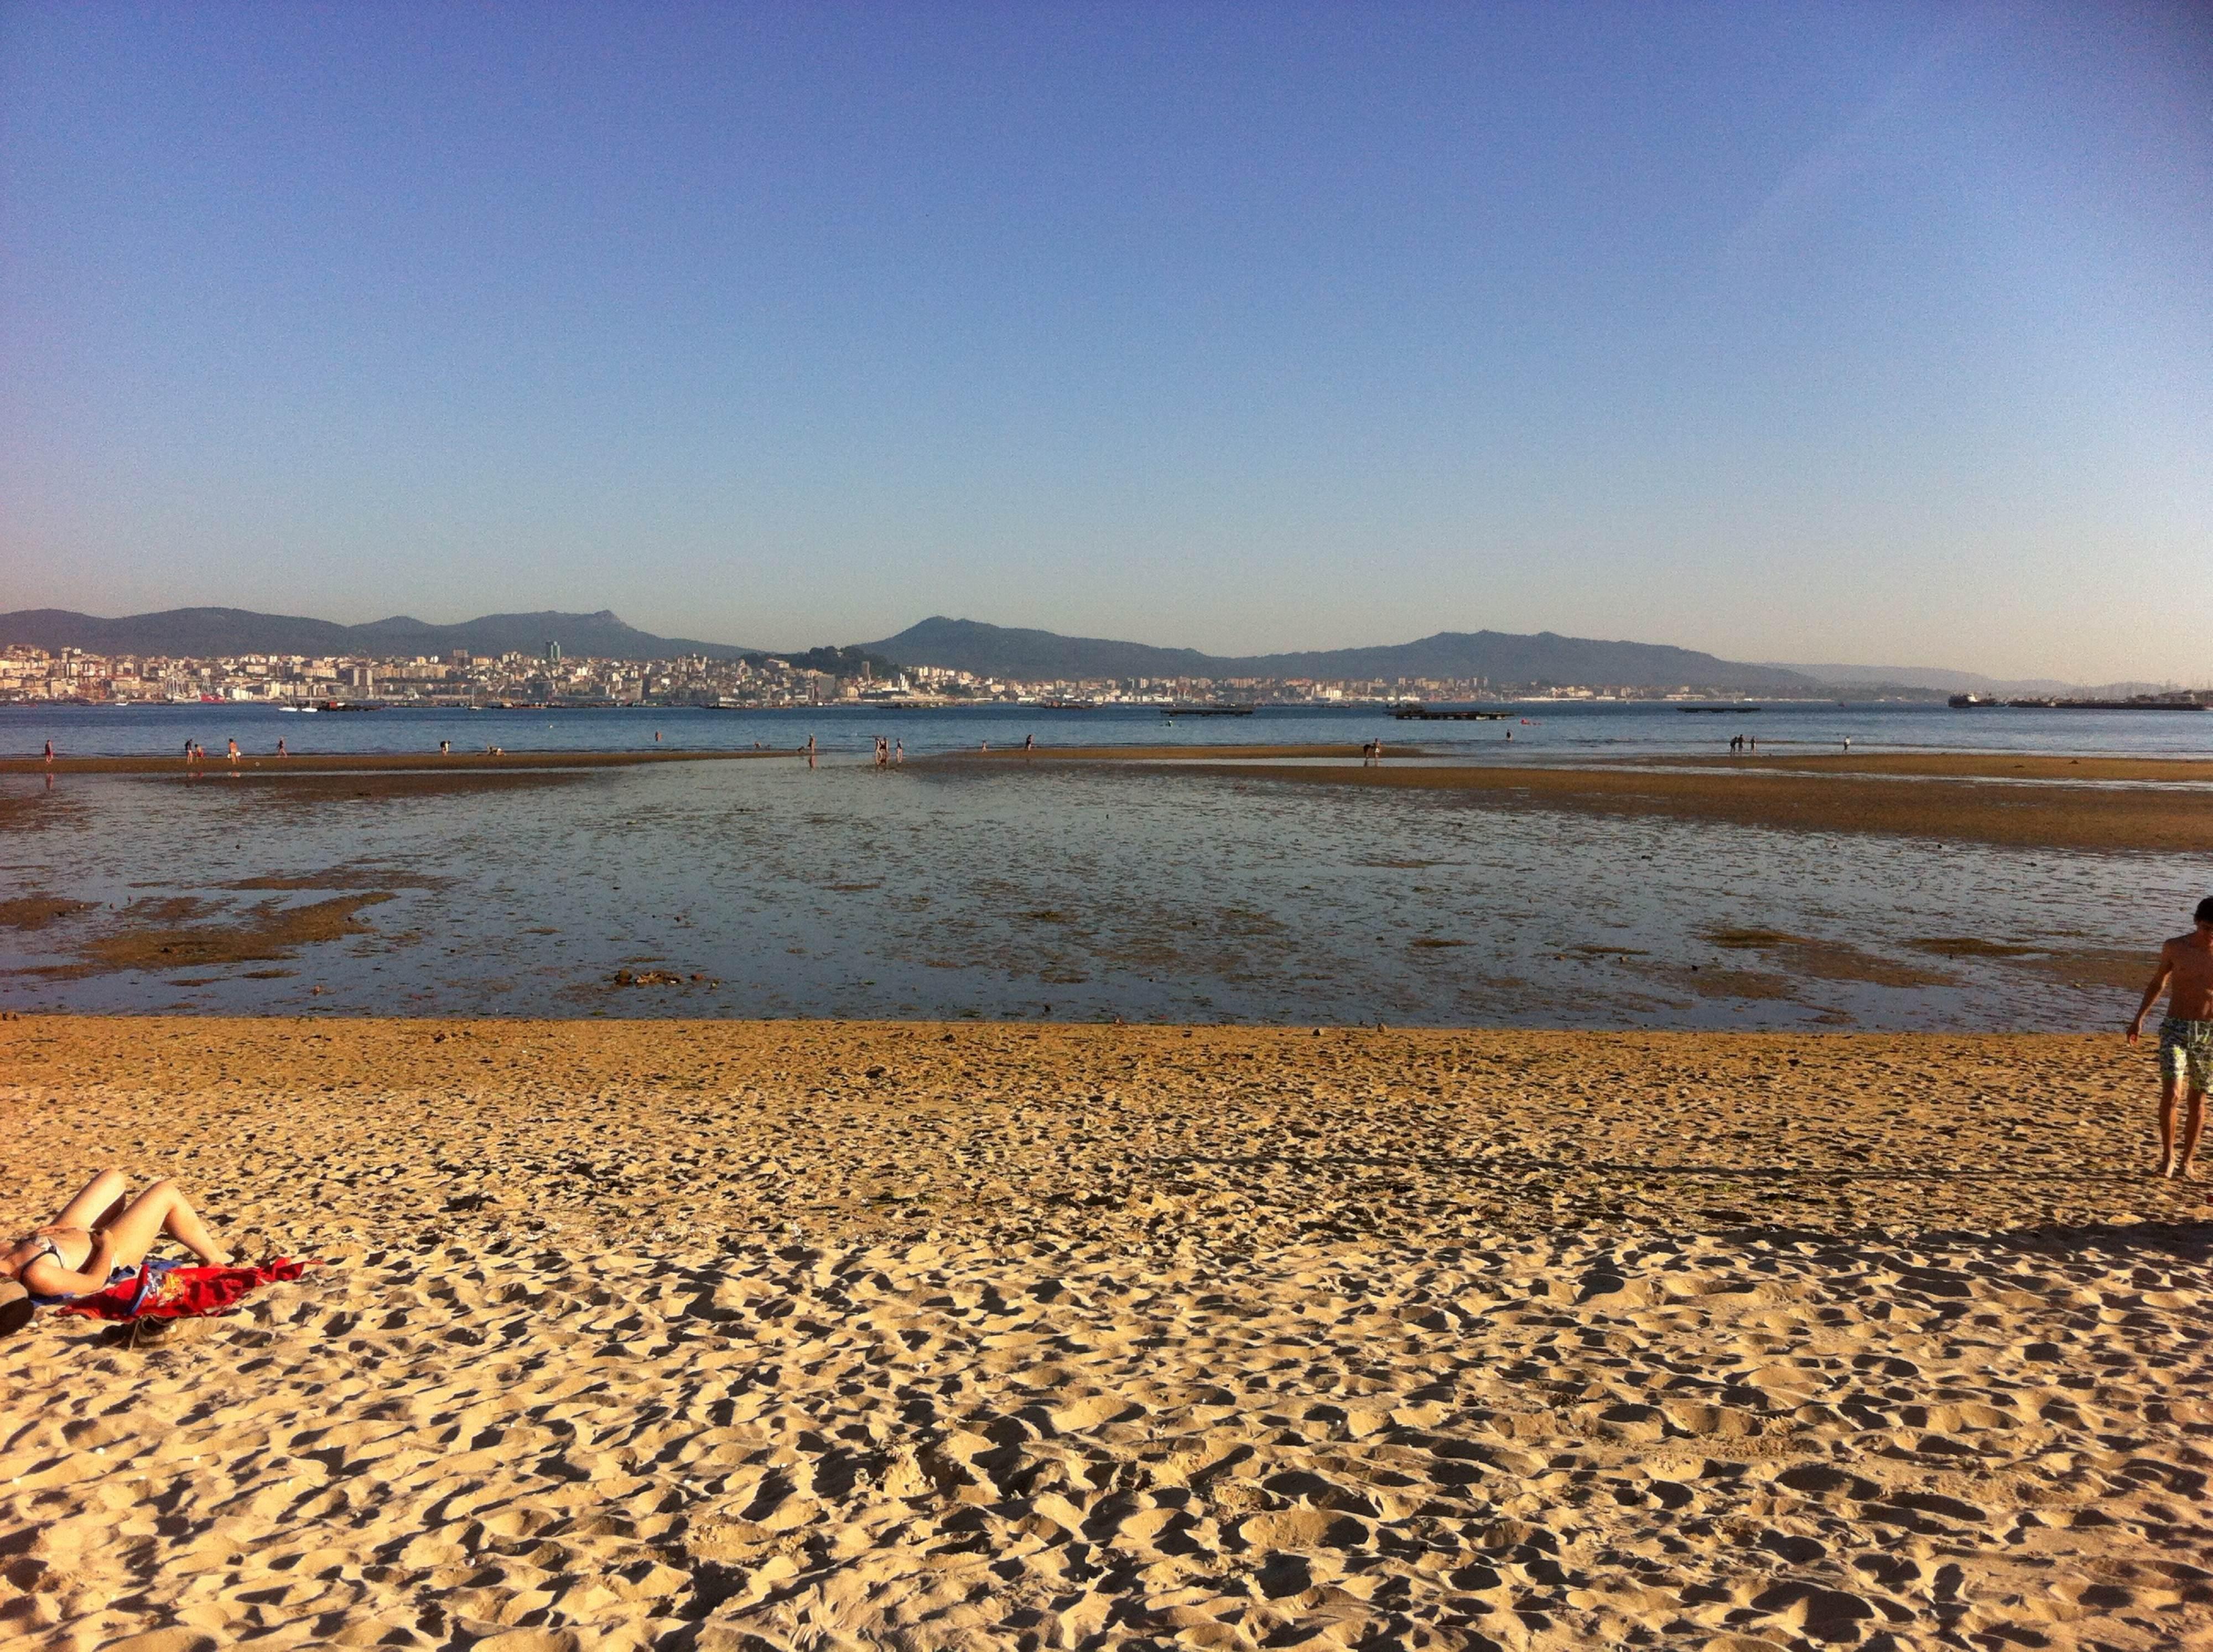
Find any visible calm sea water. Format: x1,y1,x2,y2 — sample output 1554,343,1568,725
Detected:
1,703,2201,1032
9,697,2213,760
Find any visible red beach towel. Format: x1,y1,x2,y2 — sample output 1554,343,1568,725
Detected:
55,1257,319,1322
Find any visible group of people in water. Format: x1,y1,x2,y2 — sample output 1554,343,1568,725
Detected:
177,737,261,766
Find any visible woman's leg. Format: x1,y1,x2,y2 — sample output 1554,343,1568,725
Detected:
98,1180,230,1269
52,1170,129,1232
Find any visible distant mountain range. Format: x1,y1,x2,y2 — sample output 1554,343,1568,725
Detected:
0,607,760,662
860,617,1845,693
1769,662,2163,698
9,605,2105,695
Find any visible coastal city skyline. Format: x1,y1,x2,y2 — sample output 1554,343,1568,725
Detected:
5,11,2206,1649
9,603,2203,704
6,5,2209,683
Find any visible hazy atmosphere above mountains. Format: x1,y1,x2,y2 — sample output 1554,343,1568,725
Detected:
3,7,2207,683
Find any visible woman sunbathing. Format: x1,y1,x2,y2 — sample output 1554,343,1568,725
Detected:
0,1171,230,1334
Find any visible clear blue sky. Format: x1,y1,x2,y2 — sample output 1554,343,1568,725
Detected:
4,3,2207,680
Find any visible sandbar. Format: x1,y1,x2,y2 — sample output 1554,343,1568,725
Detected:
1635,751,2213,784
1125,759,2213,853
25,893,394,979
936,742,1422,762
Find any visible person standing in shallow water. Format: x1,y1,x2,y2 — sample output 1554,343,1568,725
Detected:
2126,895,2213,1179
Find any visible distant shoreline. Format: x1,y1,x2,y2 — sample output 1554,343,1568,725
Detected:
0,749,780,776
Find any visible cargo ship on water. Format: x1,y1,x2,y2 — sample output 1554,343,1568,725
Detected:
1393,703,1507,720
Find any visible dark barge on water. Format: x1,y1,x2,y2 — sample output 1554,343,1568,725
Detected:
1393,704,1506,720
1951,693,2207,711
1161,704,1257,717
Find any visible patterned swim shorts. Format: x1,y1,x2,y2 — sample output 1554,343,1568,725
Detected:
2159,1017,2213,1091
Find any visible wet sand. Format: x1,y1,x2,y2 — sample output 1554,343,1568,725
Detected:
19,746,2209,853
946,745,1419,762
3,1016,2206,1650
0,895,96,931
29,893,396,979
170,768,606,802
1637,753,2213,785
1120,759,2213,853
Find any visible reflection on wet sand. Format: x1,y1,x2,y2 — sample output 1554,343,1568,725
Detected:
173,768,602,801
1703,928,1952,989
0,757,2193,1030
225,865,448,891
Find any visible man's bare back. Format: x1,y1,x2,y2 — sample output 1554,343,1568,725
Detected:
2135,928,2213,1026
2126,897,2213,1179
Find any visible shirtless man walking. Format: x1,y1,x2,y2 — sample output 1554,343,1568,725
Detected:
2126,896,2213,1178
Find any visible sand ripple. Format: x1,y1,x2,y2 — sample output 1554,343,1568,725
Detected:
2,1018,2207,1649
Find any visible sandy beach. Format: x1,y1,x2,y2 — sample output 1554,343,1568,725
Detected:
3,1016,2206,1650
